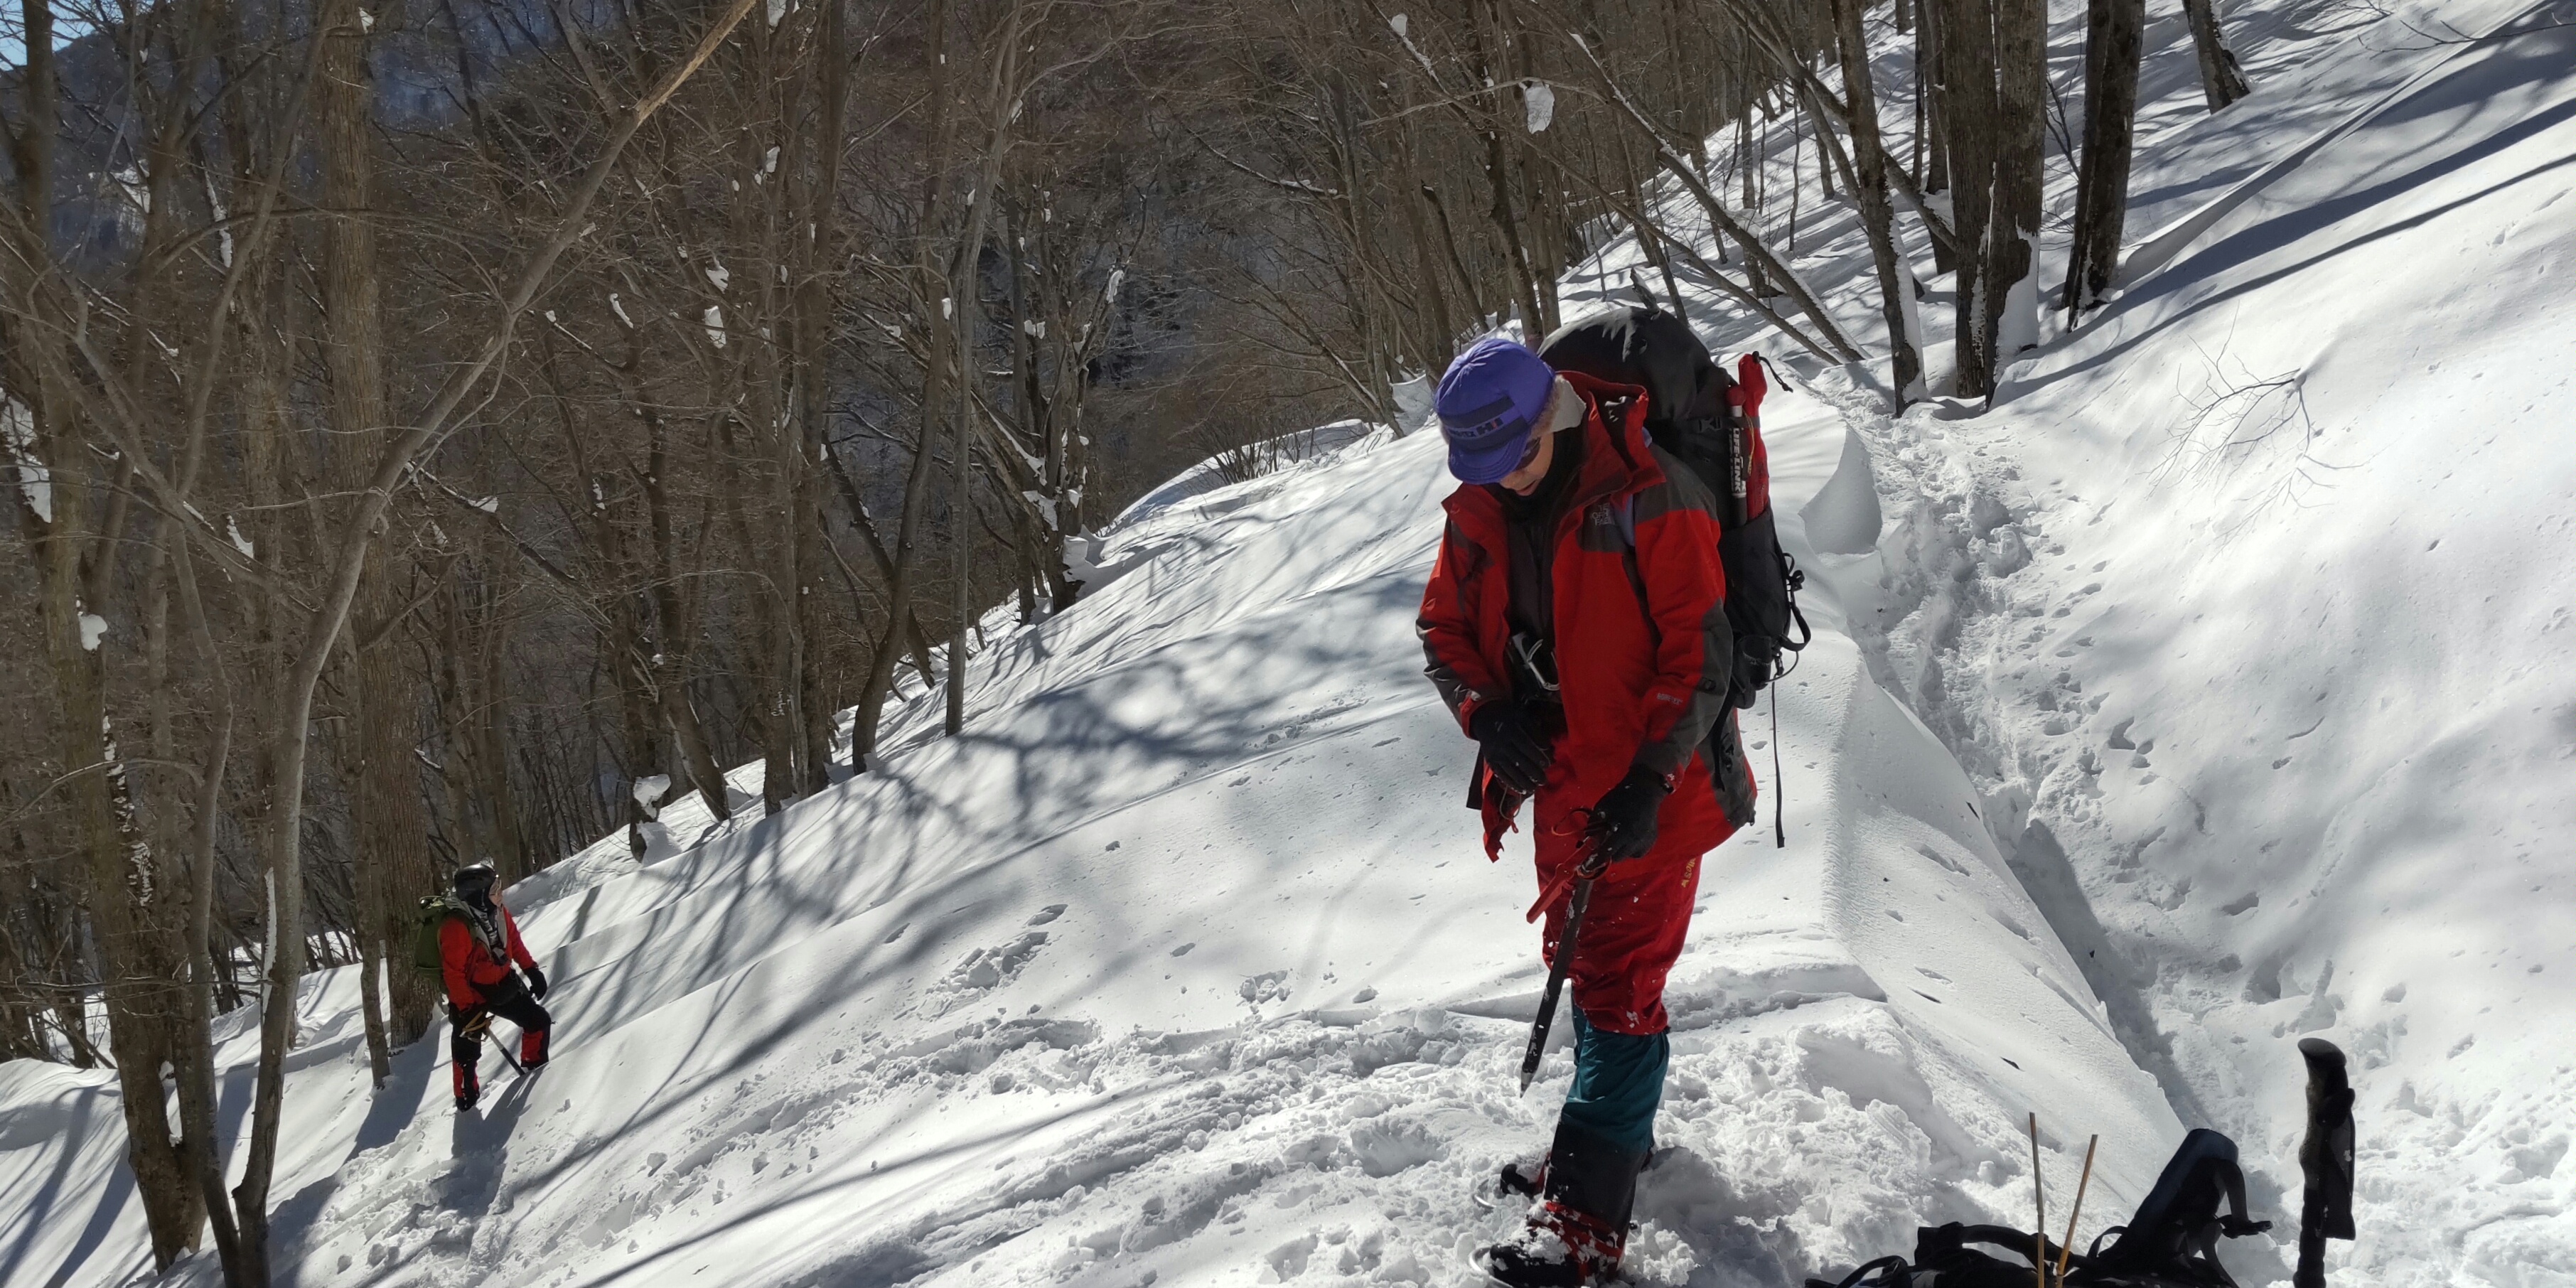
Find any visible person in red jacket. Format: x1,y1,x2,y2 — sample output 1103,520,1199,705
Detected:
441,862,550,1110
1417,336,1751,1286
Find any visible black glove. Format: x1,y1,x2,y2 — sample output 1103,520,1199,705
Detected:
1585,768,1673,862
485,970,527,1003
1469,702,1554,796
526,965,549,1002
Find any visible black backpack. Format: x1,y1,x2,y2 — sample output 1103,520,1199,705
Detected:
1806,1129,2275,1288
1537,304,1808,712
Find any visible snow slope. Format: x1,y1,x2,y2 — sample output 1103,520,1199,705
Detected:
1840,7,2576,1282
3,380,2190,1287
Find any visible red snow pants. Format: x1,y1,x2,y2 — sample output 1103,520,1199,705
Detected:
1530,793,1708,1036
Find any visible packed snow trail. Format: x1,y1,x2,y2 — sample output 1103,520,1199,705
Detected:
0,383,2184,1288
1808,9,2576,1282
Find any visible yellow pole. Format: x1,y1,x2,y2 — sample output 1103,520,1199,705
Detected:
2059,1134,2100,1284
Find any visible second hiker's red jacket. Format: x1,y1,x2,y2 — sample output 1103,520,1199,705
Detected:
440,901,537,1009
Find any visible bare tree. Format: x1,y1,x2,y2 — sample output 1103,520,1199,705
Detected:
2182,0,2252,111
2064,0,2145,315
1830,0,1928,402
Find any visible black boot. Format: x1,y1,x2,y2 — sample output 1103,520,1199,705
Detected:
1478,1120,1650,1287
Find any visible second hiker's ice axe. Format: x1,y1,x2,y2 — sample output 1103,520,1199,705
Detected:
461,1009,525,1075
1518,834,1608,1093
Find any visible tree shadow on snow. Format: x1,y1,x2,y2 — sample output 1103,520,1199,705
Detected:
2018,26,2576,400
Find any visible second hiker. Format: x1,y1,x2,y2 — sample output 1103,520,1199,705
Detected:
1417,335,1754,1286
437,861,552,1111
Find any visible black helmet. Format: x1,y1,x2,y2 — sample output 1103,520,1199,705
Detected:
453,862,498,902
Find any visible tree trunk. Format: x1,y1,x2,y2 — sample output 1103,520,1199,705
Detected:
2181,0,2250,112
853,0,956,768
1832,0,1927,403
643,413,734,820
793,0,845,790
168,540,250,1282
1986,0,2046,375
2064,0,2145,314
1936,0,2000,396
1918,0,1955,274
318,0,437,1057
5,0,203,1262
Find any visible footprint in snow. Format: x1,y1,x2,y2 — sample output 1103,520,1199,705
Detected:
1027,904,1068,925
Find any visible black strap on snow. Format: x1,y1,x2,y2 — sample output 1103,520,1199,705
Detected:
1943,1223,2094,1274
1804,1255,1909,1288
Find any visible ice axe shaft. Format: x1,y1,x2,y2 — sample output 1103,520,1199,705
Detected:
2295,1037,2356,1288
1518,851,1606,1093
462,1010,525,1075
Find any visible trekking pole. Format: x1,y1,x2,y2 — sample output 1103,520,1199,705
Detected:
1518,842,1608,1094
2295,1039,2356,1288
1771,687,1787,848
2057,1134,2098,1286
2029,1114,2049,1288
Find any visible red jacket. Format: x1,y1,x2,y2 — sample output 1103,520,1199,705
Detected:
440,901,537,1009
1417,372,1746,859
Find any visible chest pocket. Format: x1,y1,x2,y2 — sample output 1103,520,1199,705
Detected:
1575,497,1656,647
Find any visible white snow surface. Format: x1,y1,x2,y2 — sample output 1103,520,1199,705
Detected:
9,0,2575,1284
0,375,2184,1288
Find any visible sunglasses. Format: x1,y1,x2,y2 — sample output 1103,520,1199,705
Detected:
1510,428,1547,473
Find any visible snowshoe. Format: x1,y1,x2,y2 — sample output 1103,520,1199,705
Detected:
1473,1203,1624,1287
1476,1120,1645,1284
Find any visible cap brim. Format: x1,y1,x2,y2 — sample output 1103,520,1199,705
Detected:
1447,425,1530,484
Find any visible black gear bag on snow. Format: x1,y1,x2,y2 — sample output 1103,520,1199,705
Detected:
1538,304,1808,712
1803,1128,2278,1288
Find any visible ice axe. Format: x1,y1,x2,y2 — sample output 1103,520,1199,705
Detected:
1518,834,1609,1093
2294,1037,2356,1288
460,1009,525,1076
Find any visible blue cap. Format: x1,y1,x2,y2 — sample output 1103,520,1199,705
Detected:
1436,338,1556,484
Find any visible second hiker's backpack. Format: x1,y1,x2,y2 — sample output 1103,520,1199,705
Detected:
412,896,467,976
1538,304,1808,710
